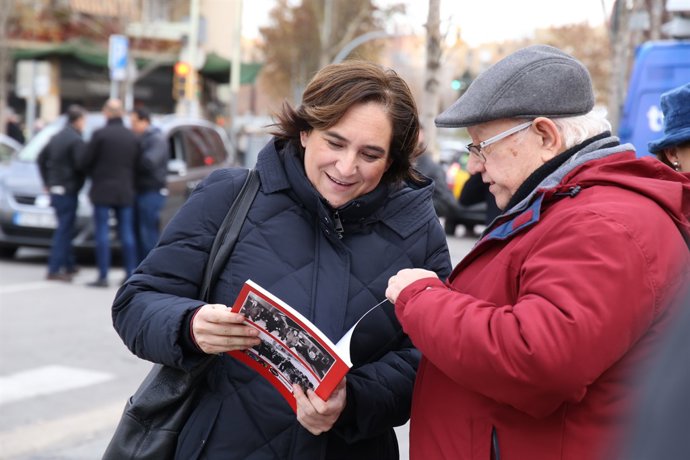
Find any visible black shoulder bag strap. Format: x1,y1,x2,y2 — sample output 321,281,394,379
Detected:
102,168,260,460
200,168,260,301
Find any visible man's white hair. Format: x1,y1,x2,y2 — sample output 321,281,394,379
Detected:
553,107,612,150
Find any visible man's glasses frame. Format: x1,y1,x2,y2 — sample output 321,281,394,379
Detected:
466,121,533,163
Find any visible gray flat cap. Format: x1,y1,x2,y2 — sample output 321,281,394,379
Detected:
436,45,595,128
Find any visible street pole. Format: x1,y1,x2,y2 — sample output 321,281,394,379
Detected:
229,0,243,159
187,0,200,117
26,60,36,138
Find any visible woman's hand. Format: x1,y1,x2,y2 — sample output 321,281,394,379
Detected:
191,304,262,354
293,377,347,436
386,268,439,304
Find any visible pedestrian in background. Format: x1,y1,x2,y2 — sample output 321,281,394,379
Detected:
458,172,500,225
37,104,87,281
386,45,690,460
5,109,25,144
619,286,690,460
129,107,168,263
414,127,464,221
648,82,690,173
81,98,139,287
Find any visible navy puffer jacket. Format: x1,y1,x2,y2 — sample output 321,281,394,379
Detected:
112,139,451,459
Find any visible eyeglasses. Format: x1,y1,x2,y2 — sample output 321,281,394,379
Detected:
466,121,533,163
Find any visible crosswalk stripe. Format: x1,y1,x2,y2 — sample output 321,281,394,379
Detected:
0,281,54,296
0,400,124,458
0,365,113,405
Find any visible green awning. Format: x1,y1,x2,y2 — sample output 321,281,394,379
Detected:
200,52,263,84
12,41,114,67
11,42,262,84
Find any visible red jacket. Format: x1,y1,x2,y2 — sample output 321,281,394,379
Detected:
396,150,690,460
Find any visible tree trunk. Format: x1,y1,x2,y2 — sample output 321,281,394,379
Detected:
422,0,441,160
608,0,629,132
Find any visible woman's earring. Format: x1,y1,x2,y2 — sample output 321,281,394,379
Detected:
673,161,680,171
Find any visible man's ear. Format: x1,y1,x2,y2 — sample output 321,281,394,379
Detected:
532,117,562,162
300,131,308,148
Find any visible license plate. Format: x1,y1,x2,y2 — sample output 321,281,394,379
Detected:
13,211,57,228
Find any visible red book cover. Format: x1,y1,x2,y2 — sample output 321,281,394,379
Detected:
228,280,353,412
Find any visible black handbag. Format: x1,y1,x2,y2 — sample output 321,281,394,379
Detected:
102,169,260,460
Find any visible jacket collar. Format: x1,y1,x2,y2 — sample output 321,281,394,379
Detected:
106,117,125,127
504,134,629,216
254,137,437,239
480,134,632,242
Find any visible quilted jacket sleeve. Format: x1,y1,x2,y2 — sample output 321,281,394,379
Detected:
333,219,452,441
111,168,248,371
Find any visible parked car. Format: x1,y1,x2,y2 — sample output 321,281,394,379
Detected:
0,134,22,163
437,144,488,236
0,134,23,179
0,113,236,258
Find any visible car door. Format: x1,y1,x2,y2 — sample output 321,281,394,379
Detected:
162,123,231,227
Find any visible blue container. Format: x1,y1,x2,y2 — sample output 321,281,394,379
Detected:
617,40,690,157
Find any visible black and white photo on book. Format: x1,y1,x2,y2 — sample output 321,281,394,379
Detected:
228,279,387,412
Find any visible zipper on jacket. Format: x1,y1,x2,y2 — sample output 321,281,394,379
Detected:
491,426,501,460
553,185,581,198
332,211,344,239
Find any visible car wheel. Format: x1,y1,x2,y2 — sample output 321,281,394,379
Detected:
0,245,17,259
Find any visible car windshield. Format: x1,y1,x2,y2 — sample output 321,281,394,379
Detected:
17,122,63,162
16,114,108,162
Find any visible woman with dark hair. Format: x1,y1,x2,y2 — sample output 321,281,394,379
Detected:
112,60,451,459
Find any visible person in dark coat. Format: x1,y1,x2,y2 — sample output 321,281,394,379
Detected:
5,109,25,144
458,172,501,224
618,286,690,460
37,104,87,281
414,142,460,219
112,61,452,459
129,106,169,263
81,98,139,287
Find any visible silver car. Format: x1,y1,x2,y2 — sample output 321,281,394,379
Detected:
0,114,236,258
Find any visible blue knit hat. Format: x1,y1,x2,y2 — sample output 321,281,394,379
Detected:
648,83,690,153
435,45,594,128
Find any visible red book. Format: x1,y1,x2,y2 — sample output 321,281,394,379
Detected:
228,280,353,412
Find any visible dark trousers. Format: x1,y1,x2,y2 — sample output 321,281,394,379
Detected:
48,193,78,274
135,190,166,264
93,204,136,280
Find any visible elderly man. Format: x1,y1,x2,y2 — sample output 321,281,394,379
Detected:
386,45,690,459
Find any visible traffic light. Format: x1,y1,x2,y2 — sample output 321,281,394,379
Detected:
173,61,191,99
451,71,473,96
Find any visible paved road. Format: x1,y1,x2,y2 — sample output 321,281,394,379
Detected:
0,230,477,459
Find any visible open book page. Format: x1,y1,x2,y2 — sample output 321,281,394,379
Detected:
334,298,391,360
227,280,351,412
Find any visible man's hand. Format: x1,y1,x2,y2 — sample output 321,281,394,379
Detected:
191,304,261,354
293,377,347,436
386,268,439,304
